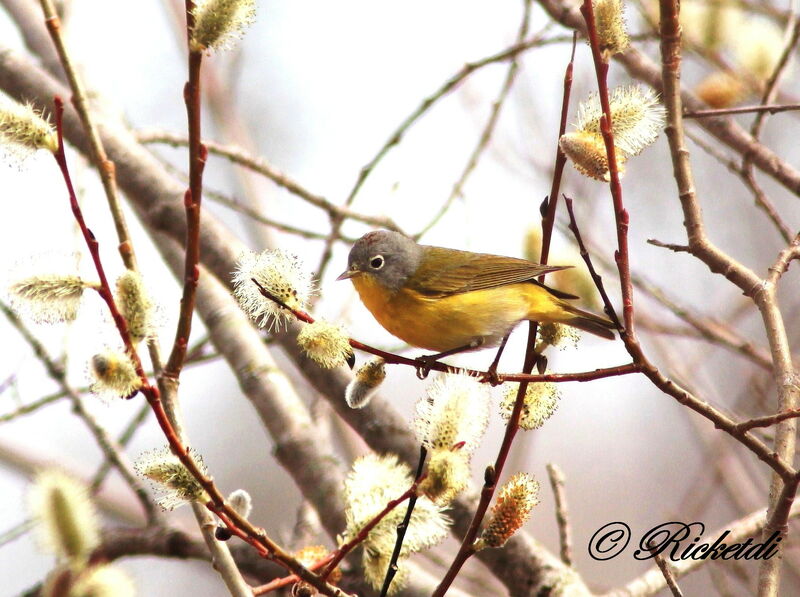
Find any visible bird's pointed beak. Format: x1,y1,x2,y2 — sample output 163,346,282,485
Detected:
336,268,359,281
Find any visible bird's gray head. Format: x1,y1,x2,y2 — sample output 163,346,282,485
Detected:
337,230,423,291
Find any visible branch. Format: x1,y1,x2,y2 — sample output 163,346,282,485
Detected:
136,130,402,232
535,0,800,198
0,302,159,524
414,14,536,239
546,463,573,567
684,103,800,118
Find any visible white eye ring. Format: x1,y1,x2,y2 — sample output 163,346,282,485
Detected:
369,255,385,269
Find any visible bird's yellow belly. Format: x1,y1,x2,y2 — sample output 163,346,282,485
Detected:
352,277,562,352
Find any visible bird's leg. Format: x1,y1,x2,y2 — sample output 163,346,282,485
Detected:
482,333,510,386
415,338,484,379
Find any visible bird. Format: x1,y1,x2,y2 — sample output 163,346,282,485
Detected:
337,230,615,363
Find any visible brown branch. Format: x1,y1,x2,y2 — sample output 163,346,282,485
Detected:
136,130,402,233
163,45,205,380
654,0,800,592
651,553,684,597
646,239,691,254
0,301,159,524
545,463,573,567
536,0,800,198
684,103,800,119
253,279,639,384
414,14,537,240
735,409,800,434
683,129,794,243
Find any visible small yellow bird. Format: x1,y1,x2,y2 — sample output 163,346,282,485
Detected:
337,230,614,359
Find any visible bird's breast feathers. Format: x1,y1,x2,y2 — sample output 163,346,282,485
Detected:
352,274,550,352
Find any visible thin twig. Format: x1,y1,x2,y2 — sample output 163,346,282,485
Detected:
414,15,538,240
252,279,640,384
651,552,684,597
136,130,402,232
0,301,159,524
379,446,428,596
316,19,567,278
0,388,66,423
735,409,800,434
683,129,793,243
50,98,341,597
545,463,573,567
39,0,137,270
684,103,800,118
565,197,622,330
162,34,205,381
749,8,800,140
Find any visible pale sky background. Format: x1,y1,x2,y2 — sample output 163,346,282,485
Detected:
0,0,797,595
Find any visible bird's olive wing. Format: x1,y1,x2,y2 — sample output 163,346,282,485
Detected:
407,247,574,297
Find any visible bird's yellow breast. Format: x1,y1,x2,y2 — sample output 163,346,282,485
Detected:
351,274,562,352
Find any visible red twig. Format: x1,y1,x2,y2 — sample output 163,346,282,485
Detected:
539,32,577,266
579,0,633,338
320,481,422,581
565,196,622,330
252,554,335,595
164,5,207,380
432,22,577,597
252,280,638,383
52,98,343,597
51,98,147,388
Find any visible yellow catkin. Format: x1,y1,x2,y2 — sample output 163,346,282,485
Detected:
232,249,315,330
479,473,540,548
500,382,560,430
28,469,99,561
0,101,57,154
135,446,208,510
297,320,353,369
418,449,471,505
594,0,629,58
89,351,143,400
115,270,154,344
68,565,136,597
191,0,256,52
560,131,626,182
694,71,748,108
345,357,386,408
9,274,89,324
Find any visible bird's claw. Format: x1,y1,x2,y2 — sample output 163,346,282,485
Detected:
480,366,502,386
414,355,438,379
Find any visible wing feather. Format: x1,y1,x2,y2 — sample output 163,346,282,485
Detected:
408,247,572,297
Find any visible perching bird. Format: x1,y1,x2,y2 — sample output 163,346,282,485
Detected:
337,230,614,359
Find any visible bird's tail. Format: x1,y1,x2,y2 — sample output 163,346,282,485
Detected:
560,304,616,340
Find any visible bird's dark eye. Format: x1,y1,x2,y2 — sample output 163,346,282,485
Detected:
370,255,385,269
